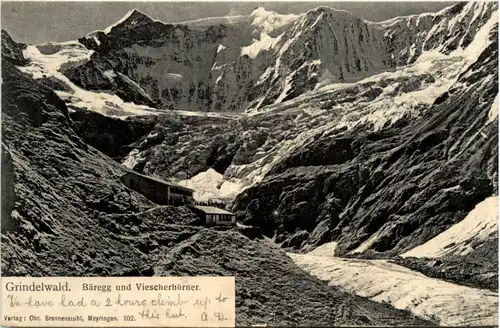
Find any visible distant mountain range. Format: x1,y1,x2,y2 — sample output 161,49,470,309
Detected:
11,2,498,113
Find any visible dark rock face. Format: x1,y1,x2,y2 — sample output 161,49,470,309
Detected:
232,32,499,256
1,30,27,65
269,137,359,174
63,60,161,108
123,115,244,178
154,229,433,326
1,146,17,233
36,43,64,55
39,76,73,92
69,108,156,160
282,230,310,248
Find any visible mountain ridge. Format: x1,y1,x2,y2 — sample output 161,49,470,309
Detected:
30,2,492,113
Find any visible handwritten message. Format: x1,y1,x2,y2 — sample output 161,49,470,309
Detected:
1,277,235,327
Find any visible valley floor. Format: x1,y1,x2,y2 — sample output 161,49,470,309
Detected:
288,244,498,326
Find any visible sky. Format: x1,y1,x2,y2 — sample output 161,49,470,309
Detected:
2,1,458,44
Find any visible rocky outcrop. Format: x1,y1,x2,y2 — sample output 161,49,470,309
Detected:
122,115,243,178
39,76,73,92
1,30,27,65
393,237,498,292
232,27,499,256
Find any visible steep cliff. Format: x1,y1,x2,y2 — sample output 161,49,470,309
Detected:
1,29,28,65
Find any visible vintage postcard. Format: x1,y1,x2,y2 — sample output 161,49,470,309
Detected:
0,1,498,327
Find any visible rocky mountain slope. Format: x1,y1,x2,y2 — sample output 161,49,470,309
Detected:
1,31,436,326
393,196,498,291
1,29,28,65
1,42,164,276
232,23,498,256
96,2,499,265
69,108,157,159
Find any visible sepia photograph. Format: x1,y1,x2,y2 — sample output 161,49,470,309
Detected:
0,0,498,326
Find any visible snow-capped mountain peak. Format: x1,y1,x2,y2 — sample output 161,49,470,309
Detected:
102,8,153,34
249,7,300,35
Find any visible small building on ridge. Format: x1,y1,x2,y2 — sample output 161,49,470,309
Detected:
187,205,236,226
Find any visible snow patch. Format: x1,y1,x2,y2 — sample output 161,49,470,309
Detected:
332,50,471,131
18,44,161,118
401,196,498,258
488,94,498,123
215,74,223,84
122,149,141,169
241,33,282,59
117,72,153,101
176,15,248,26
250,7,299,35
172,110,240,120
179,168,244,201
274,72,295,104
217,44,226,53
18,43,93,78
211,62,227,71
165,73,183,83
103,70,116,80
256,67,274,85
307,242,337,256
350,232,382,254
310,59,322,66
450,8,498,60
